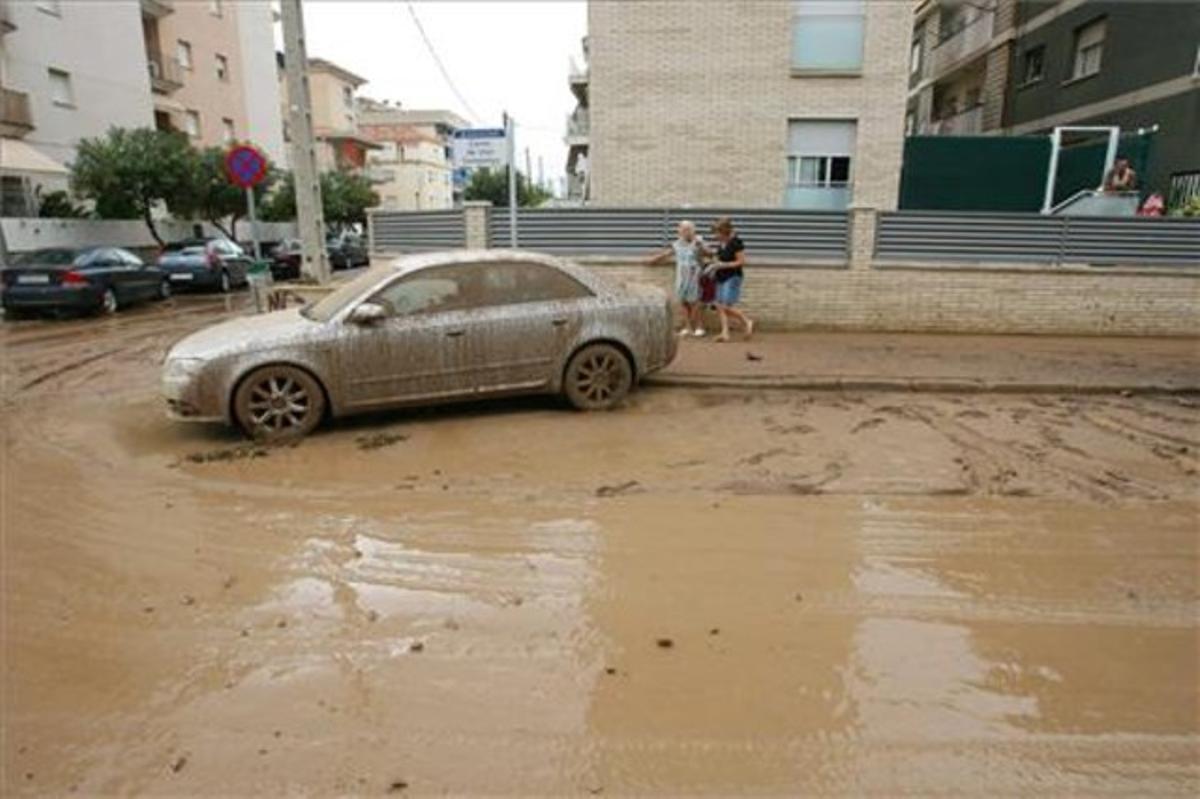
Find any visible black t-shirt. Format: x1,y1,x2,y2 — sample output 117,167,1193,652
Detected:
715,235,744,283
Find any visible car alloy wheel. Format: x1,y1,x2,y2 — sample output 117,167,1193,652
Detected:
158,280,171,300
564,343,633,411
234,365,326,441
101,288,119,315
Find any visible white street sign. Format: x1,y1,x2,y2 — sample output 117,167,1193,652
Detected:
452,128,508,169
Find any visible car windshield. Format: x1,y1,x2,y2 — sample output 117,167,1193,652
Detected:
300,266,393,323
9,248,82,267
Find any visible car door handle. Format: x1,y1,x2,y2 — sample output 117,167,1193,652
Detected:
445,329,466,338
551,318,569,327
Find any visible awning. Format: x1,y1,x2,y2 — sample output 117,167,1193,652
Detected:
0,138,69,176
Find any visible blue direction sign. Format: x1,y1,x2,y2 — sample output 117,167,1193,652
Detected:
451,128,508,169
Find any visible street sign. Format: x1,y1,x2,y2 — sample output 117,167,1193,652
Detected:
225,144,269,189
452,128,508,169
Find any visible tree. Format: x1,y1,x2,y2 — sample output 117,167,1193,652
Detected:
463,167,551,207
36,189,90,219
260,171,380,229
183,146,277,240
70,127,199,245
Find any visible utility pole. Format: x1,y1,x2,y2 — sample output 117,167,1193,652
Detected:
280,0,330,283
524,147,532,194
503,111,517,247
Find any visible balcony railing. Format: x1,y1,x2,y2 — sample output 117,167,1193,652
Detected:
929,11,993,76
0,88,34,137
931,104,984,135
566,109,590,140
147,54,184,94
569,57,588,84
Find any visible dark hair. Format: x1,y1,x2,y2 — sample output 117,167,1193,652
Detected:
712,216,734,235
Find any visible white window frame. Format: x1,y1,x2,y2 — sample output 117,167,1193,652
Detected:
786,154,853,189
1022,45,1045,85
47,68,74,108
185,110,201,138
1071,18,1105,80
222,118,235,144
215,54,229,82
910,39,923,76
791,0,867,73
177,40,193,71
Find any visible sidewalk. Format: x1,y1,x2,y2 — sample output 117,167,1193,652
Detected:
648,332,1200,394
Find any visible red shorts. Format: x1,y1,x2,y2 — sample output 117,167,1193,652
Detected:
699,275,717,304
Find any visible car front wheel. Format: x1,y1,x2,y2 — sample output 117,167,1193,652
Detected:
157,280,171,301
563,343,633,411
100,288,119,315
234,365,326,442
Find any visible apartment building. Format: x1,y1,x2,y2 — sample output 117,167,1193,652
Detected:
585,0,910,209
908,0,1200,197
279,57,379,174
564,36,589,202
358,101,466,210
1,0,284,216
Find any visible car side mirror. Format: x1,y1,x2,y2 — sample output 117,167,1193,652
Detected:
348,302,387,325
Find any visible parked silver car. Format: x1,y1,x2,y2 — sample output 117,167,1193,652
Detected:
162,250,677,440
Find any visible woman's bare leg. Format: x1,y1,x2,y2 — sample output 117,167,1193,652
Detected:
715,306,731,341
723,306,754,337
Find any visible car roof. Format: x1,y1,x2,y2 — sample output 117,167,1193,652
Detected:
386,249,603,288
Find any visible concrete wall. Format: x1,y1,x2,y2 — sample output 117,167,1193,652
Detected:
588,0,910,209
1,217,298,261
309,70,358,134
2,0,154,167
233,0,286,164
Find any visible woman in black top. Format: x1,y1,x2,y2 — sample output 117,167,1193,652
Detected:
706,217,754,342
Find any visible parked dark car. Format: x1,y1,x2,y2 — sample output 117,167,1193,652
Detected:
2,246,170,318
157,238,251,292
326,232,369,270
270,238,302,280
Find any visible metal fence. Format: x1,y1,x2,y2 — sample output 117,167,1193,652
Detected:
877,211,1200,266
371,209,465,252
490,208,849,260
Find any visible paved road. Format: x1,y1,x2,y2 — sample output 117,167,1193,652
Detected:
2,300,1198,795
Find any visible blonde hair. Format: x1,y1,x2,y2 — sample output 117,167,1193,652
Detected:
712,217,734,235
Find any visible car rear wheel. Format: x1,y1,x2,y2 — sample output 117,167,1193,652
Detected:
157,280,171,301
234,365,326,442
563,343,633,411
100,288,119,315
219,270,232,293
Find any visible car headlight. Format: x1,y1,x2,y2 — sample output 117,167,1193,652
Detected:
163,357,206,382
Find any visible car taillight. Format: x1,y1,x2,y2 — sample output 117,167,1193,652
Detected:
62,270,90,286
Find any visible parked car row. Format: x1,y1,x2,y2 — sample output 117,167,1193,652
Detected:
2,236,256,319
270,233,369,280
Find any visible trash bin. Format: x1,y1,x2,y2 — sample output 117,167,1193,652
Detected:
246,259,273,313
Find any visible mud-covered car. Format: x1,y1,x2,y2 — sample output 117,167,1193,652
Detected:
162,250,677,440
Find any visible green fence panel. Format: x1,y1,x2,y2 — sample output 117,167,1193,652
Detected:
899,136,1051,211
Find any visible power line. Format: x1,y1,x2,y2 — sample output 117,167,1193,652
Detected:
404,1,481,124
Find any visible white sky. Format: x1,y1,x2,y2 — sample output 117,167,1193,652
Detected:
296,0,587,193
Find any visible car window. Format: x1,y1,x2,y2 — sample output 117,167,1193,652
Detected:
226,241,245,257
10,248,78,266
479,261,593,306
118,249,143,266
82,249,119,266
370,265,479,316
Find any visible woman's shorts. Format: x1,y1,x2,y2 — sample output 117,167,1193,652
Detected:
715,274,743,306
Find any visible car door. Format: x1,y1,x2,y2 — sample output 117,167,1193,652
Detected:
118,248,158,299
84,248,131,298
336,264,485,409
466,261,595,393
221,240,250,283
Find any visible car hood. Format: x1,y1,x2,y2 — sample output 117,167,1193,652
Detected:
167,308,322,360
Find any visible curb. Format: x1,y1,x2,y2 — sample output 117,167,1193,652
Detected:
645,373,1200,396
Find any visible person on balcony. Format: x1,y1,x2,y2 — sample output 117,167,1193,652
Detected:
1104,156,1138,193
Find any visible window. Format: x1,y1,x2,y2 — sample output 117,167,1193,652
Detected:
905,111,916,135
215,54,229,81
371,266,477,316
35,0,61,16
222,118,235,144
791,0,865,72
785,119,856,209
177,40,192,71
209,0,223,17
342,86,354,108
185,110,201,138
48,68,74,107
1072,18,1105,80
910,38,923,76
478,262,593,306
1022,45,1045,85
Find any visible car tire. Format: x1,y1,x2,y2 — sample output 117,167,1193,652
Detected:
157,280,171,301
218,270,232,294
233,364,326,442
100,288,119,315
563,343,633,411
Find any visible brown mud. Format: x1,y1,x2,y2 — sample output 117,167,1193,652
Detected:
1,298,1198,795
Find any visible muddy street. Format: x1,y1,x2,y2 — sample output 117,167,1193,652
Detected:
2,299,1198,795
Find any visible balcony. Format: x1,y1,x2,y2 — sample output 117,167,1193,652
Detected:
1,88,34,138
929,11,993,77
1,0,16,35
139,0,174,18
147,54,184,94
931,104,983,135
566,172,587,201
568,55,588,104
565,109,589,146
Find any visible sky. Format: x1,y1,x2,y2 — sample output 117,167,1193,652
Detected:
296,0,587,193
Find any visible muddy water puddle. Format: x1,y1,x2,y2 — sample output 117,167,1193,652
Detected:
3,370,1199,793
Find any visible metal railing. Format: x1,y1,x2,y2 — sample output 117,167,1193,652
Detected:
489,208,849,260
566,109,590,139
147,54,184,93
372,209,465,252
1168,171,1199,211
931,104,983,135
0,88,33,134
877,211,1200,266
930,11,994,75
